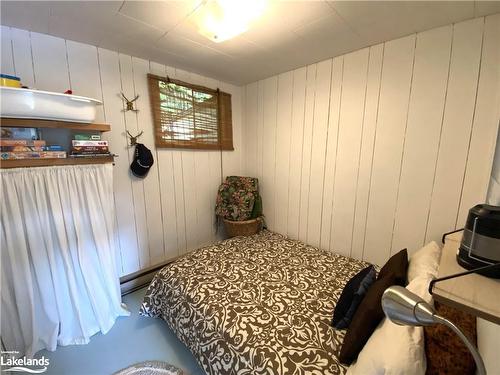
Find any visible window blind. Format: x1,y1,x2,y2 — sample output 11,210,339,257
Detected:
148,74,233,150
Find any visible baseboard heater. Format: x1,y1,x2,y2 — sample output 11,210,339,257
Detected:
120,258,177,296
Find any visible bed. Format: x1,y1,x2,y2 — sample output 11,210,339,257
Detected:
140,230,369,375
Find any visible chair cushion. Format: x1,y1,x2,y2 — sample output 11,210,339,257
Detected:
215,176,260,221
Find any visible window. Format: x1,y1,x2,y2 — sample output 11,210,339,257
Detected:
148,74,233,150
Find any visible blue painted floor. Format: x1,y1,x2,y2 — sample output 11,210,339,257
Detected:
35,287,204,375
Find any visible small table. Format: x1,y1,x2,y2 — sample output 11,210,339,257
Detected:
432,230,500,324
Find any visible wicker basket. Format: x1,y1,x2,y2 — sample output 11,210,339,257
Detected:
222,217,263,238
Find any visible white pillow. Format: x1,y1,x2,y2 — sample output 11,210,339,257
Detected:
346,276,432,375
407,241,441,283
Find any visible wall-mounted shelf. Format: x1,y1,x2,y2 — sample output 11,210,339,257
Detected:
432,230,500,325
1,117,113,169
1,117,111,132
0,156,114,169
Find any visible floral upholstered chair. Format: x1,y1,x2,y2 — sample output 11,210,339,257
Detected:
215,176,263,236
215,176,261,220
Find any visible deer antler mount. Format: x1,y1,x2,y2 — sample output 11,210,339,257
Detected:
126,130,143,146
121,92,139,112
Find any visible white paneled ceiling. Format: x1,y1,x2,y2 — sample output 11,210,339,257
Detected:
1,1,500,85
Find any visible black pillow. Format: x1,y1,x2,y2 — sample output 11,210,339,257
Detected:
377,248,408,285
332,266,376,329
339,273,397,365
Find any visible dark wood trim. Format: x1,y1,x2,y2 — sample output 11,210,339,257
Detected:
0,155,114,169
147,73,219,95
154,136,234,151
1,117,111,132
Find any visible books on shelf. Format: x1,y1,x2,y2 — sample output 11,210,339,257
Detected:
74,134,101,141
72,140,108,147
1,146,45,152
1,127,66,160
0,127,112,164
1,151,67,160
44,145,64,151
72,146,109,153
0,139,46,147
71,140,109,157
69,153,112,158
0,124,114,168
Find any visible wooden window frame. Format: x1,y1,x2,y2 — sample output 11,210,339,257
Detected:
148,73,233,151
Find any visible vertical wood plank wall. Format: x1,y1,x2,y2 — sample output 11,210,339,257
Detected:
1,15,498,272
243,15,500,265
0,27,244,276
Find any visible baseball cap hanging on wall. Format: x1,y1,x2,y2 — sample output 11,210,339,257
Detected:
130,143,154,178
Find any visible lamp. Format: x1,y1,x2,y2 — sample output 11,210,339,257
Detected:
382,286,486,375
195,0,267,43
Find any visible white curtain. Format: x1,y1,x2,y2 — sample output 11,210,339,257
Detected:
0,164,129,358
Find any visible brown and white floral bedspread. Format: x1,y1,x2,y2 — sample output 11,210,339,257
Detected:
140,230,369,375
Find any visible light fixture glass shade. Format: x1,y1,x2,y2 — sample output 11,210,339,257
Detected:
195,0,267,43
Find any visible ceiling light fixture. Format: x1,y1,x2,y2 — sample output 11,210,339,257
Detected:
196,0,267,43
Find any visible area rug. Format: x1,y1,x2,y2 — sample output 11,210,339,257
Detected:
113,361,184,375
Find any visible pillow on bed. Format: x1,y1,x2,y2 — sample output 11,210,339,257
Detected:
338,273,397,365
377,249,409,285
407,241,441,283
332,266,377,329
346,275,432,375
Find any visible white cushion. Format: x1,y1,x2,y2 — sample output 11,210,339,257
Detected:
346,276,432,375
407,241,441,283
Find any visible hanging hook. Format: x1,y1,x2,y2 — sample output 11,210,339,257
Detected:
121,92,139,112
126,130,143,146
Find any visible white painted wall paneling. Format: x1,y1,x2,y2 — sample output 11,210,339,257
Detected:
150,61,181,260
10,28,35,88
1,26,14,76
244,82,259,179
330,49,369,257
287,66,307,239
118,54,151,269
307,59,332,248
320,57,343,251
391,25,452,255
2,28,243,276
131,57,166,265
274,71,293,235
351,44,384,261
424,18,484,244
298,64,317,242
358,34,416,266
457,13,500,226
2,14,498,273
30,32,70,93
98,48,141,275
243,15,499,268
262,76,278,229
